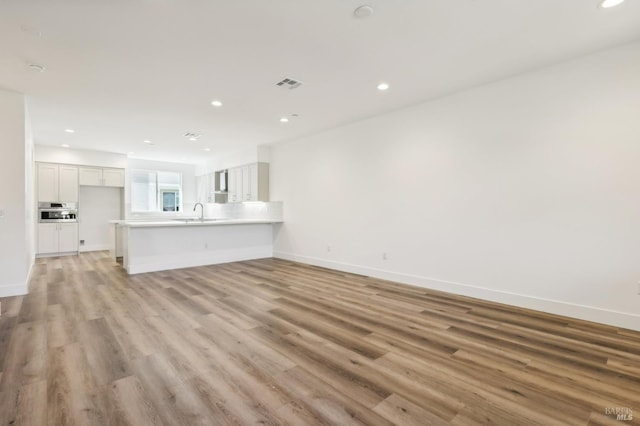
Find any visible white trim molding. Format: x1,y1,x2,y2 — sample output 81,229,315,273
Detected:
0,283,29,298
274,251,640,332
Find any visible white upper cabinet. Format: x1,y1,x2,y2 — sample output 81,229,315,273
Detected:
228,167,241,203
79,167,125,187
37,163,59,201
226,162,269,203
103,168,125,187
78,167,102,186
241,165,251,201
59,166,79,201
38,163,78,202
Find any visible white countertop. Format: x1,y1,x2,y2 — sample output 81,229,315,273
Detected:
110,218,281,228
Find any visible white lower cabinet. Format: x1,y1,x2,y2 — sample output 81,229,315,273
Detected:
38,223,78,254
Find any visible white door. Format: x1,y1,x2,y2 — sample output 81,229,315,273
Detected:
58,166,79,202
79,167,103,186
38,223,59,254
58,223,78,252
38,163,59,201
103,168,125,187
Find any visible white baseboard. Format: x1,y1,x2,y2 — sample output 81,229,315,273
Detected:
274,251,640,332
0,283,29,298
0,258,34,299
79,244,109,253
36,251,78,258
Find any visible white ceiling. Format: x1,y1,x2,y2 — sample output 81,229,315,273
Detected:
1,0,639,164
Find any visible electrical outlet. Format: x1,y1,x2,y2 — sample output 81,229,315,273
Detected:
382,252,387,260
327,245,331,252
205,243,208,249
0,209,5,218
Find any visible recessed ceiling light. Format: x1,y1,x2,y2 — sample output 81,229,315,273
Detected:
65,128,75,133
377,82,390,91
354,5,374,18
280,117,289,123
600,0,625,8
61,144,70,148
211,100,223,107
144,140,153,144
204,148,211,152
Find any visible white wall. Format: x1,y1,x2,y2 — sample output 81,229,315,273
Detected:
195,145,270,176
79,186,122,252
0,88,30,297
126,158,196,218
35,145,127,168
270,41,640,331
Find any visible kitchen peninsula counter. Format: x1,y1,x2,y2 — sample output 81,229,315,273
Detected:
113,218,280,227
111,218,282,274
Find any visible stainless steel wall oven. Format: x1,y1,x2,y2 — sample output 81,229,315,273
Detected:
38,202,78,223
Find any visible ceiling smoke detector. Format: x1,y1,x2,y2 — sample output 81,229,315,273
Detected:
354,5,374,18
28,63,46,72
275,77,303,90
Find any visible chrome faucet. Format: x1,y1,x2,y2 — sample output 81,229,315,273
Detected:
193,203,204,221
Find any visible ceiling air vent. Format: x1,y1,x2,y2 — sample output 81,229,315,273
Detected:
275,77,303,90
184,132,201,141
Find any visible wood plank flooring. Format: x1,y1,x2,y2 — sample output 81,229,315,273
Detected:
0,251,638,425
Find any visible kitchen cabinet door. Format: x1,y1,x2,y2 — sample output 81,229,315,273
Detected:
38,223,59,254
58,223,78,252
242,165,251,201
79,167,103,186
58,166,79,202
103,168,125,187
38,163,59,202
228,167,240,202
248,163,259,201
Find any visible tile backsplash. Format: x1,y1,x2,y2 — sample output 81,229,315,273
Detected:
204,201,283,221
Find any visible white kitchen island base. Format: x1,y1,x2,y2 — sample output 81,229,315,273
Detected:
122,221,275,274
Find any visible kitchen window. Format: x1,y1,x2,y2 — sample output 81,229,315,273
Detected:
161,190,180,212
131,169,182,213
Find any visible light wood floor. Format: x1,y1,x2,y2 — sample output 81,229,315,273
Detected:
0,252,638,425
